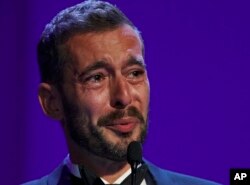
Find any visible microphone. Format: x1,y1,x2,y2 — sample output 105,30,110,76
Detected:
127,141,142,185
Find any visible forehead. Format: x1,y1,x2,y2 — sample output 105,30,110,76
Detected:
64,24,144,65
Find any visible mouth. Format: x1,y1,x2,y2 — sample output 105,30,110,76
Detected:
105,118,140,133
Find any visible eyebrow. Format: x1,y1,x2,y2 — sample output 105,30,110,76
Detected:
76,57,146,78
124,57,146,69
77,61,111,78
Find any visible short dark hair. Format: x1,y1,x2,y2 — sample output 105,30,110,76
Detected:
37,0,142,85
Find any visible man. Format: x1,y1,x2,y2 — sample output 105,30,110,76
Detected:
23,0,220,184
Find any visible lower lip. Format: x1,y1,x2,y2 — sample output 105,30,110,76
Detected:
106,122,137,133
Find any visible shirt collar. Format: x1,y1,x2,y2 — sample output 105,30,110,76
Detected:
64,154,133,184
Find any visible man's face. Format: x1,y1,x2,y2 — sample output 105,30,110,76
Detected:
60,25,150,161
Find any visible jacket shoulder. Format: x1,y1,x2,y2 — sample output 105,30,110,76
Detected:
145,160,222,185
20,163,65,185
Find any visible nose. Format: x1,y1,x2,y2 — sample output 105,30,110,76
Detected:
110,76,132,109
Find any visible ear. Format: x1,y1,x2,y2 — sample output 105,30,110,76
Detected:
38,83,63,120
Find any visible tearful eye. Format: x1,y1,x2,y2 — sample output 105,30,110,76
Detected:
76,69,109,88
128,70,145,79
132,71,143,77
86,74,104,82
126,69,146,84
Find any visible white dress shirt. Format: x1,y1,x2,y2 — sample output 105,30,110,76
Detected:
64,155,146,185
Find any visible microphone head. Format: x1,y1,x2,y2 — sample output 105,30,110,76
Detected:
127,141,142,165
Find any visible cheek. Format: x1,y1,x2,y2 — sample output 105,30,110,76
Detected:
143,84,150,115
142,79,150,99
133,81,150,112
77,89,110,123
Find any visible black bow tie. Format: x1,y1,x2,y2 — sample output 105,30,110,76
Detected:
70,163,148,185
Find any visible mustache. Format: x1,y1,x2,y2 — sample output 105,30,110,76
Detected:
97,106,145,126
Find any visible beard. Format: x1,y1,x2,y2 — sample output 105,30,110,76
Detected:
61,95,148,162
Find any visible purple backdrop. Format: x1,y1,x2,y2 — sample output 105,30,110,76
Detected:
1,0,249,184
